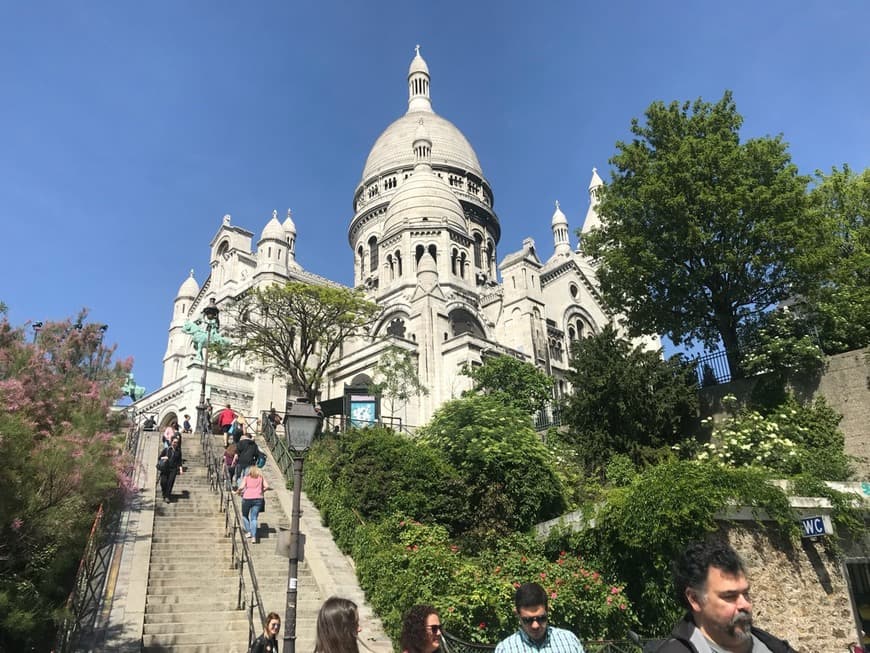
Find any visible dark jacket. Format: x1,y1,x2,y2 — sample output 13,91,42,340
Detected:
248,633,278,653
236,438,258,467
656,614,796,653
159,446,183,473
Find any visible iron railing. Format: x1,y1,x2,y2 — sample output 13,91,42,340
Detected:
694,349,733,386
54,425,143,652
534,402,562,431
53,504,119,652
200,427,267,647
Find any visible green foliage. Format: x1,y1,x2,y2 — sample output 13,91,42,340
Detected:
604,454,636,488
0,312,131,650
221,282,380,401
300,500,635,644
417,395,566,540
583,91,815,378
305,427,465,534
561,326,698,471
739,308,826,381
461,355,554,414
552,460,796,635
693,395,852,480
798,165,870,354
369,346,428,423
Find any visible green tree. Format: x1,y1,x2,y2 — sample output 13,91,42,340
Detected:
799,165,870,354
583,91,814,378
221,282,380,401
461,354,553,414
369,346,428,426
562,326,698,471
0,311,131,650
416,395,566,540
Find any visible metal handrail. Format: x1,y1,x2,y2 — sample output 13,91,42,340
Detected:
200,427,268,647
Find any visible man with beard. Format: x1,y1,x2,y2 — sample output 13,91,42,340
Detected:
657,541,796,653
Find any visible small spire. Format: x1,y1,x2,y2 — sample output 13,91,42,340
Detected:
189,269,195,278
415,44,420,57
222,214,231,225
555,200,560,210
272,209,278,220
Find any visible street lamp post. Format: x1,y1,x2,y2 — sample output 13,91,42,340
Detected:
282,400,321,653
196,299,220,436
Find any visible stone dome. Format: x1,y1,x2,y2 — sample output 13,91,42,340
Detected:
176,270,199,298
383,167,467,238
361,111,483,182
260,214,284,241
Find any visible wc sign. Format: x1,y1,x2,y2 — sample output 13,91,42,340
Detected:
799,515,831,538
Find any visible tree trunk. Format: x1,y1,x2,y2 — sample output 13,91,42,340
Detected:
716,313,744,381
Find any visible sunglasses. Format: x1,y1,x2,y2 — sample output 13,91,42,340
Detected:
520,614,548,625
269,622,281,630
428,625,443,634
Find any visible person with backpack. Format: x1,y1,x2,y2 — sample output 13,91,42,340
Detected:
235,432,259,484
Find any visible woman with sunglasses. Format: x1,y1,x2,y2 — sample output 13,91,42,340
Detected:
400,605,442,653
249,612,281,653
315,597,361,653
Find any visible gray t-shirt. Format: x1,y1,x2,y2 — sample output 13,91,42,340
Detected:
703,634,774,653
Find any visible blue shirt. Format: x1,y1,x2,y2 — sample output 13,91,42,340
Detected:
495,626,585,653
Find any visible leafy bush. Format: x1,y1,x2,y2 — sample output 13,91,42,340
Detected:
416,395,566,541
461,355,554,414
547,460,796,636
561,326,698,472
694,395,852,480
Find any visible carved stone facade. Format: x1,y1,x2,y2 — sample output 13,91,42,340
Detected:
137,48,657,428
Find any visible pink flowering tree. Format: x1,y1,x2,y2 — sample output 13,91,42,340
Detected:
0,308,132,650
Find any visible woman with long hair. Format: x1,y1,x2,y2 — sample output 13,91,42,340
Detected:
249,611,281,653
314,596,360,653
400,605,442,653
236,465,269,542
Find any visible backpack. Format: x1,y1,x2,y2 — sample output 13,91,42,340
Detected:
256,448,267,468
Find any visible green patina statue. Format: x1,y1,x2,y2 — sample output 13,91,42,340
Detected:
122,373,146,401
183,319,227,361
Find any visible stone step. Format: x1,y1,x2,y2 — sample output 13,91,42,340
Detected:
142,631,249,647
143,617,249,635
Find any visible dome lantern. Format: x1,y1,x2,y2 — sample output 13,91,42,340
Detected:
408,44,432,113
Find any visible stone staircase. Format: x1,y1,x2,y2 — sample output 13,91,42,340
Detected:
142,435,248,652
141,433,321,652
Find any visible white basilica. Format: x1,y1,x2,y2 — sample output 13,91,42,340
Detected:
136,48,657,429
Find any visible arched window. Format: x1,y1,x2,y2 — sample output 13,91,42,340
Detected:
449,308,485,338
451,248,459,275
357,245,365,280
217,240,229,257
395,251,402,276
428,244,437,262
368,236,379,271
387,254,395,280
416,244,425,265
459,252,467,279
473,233,483,268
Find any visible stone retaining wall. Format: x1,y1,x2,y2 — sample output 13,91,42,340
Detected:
726,523,860,653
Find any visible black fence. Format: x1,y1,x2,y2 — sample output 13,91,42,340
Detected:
694,349,733,386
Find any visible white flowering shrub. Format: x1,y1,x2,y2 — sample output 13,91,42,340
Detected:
694,395,852,480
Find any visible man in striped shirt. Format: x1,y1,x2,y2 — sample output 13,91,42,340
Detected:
495,583,585,653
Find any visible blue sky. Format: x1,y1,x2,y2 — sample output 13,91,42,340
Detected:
1,1,868,396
